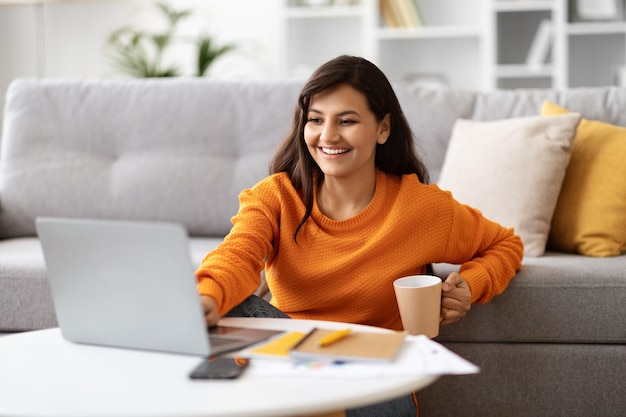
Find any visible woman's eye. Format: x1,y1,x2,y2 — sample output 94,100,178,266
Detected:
339,119,356,125
307,117,322,124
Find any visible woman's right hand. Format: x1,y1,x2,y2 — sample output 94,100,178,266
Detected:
200,295,220,327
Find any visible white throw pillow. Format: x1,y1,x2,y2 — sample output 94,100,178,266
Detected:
437,113,581,257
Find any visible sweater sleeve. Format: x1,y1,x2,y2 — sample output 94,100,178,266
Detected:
443,193,524,304
195,180,281,315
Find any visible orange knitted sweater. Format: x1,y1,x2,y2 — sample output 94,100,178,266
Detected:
196,170,523,330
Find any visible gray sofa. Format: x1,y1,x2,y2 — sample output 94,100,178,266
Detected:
1,78,624,417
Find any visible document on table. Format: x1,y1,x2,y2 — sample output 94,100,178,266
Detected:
243,335,480,379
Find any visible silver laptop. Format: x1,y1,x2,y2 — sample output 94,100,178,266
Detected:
36,217,282,356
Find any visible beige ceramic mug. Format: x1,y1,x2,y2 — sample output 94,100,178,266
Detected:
393,275,442,338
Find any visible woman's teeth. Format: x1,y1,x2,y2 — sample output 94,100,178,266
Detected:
321,148,349,155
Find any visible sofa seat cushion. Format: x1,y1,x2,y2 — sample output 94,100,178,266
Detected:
0,236,224,332
189,237,222,267
433,252,626,344
0,238,55,331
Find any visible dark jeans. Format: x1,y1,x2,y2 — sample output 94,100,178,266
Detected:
225,296,418,417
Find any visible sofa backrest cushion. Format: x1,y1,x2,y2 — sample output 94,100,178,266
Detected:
395,86,626,181
0,79,302,238
2,79,626,238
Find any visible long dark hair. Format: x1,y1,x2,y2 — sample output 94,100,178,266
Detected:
270,55,430,239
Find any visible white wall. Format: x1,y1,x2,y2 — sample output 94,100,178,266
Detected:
0,0,282,131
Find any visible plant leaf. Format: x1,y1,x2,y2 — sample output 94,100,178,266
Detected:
156,1,191,26
105,1,232,78
197,36,236,76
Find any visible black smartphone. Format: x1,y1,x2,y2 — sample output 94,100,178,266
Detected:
189,356,250,380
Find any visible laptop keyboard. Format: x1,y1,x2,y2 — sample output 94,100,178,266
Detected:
208,336,240,347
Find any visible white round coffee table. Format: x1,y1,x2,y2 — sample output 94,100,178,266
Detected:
0,318,438,417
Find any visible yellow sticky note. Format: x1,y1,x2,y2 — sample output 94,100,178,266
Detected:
249,331,307,357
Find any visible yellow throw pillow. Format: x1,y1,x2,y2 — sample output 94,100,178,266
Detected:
541,101,626,257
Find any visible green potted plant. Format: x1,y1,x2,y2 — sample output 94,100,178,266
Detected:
106,2,235,77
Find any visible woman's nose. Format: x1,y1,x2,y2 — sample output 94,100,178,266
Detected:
320,123,339,142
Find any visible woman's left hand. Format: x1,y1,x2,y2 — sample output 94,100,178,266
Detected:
440,272,471,325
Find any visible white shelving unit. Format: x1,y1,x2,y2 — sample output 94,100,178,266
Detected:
280,0,626,91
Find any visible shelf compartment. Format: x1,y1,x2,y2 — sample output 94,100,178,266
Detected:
496,10,552,65
568,33,625,87
378,37,482,90
284,16,365,77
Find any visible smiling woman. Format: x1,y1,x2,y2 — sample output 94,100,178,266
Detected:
271,55,430,236
195,55,524,416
